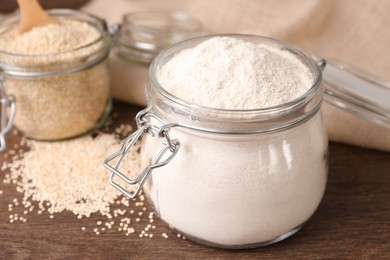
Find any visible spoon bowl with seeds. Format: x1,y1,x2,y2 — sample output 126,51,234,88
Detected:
16,0,58,34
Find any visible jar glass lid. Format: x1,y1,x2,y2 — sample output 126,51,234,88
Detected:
115,11,203,63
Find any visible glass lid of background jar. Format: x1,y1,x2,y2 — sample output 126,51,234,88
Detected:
112,11,204,64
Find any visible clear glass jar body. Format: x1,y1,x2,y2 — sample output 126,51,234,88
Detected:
0,9,111,140
144,114,327,248
110,11,203,106
141,35,328,248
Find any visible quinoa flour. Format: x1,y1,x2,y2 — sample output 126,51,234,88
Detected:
143,36,327,246
158,37,313,109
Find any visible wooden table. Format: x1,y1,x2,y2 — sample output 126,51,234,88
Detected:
0,100,389,259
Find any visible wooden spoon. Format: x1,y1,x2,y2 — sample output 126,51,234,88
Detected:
17,0,58,34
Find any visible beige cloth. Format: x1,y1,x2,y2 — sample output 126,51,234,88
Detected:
82,0,388,151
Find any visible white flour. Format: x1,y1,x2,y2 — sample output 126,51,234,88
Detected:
145,36,327,247
157,37,313,109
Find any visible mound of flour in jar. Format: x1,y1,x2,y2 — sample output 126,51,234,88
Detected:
157,37,313,109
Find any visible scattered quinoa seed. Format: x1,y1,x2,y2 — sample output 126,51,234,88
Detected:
2,132,141,218
0,124,175,241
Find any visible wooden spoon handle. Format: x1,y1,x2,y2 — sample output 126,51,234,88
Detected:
17,0,58,34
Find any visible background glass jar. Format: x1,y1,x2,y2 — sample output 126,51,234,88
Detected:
105,35,328,249
0,9,111,145
110,11,203,106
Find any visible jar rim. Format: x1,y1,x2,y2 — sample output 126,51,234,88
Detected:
123,10,202,34
115,10,203,64
0,9,110,77
148,34,322,116
0,9,108,58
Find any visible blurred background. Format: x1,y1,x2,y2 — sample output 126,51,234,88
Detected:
1,0,389,150
0,0,90,13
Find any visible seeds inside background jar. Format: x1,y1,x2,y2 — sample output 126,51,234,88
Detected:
0,17,110,140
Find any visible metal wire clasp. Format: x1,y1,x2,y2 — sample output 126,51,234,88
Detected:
0,75,16,152
104,107,180,199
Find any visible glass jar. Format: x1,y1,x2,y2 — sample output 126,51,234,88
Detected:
0,9,111,147
110,11,203,106
105,35,328,248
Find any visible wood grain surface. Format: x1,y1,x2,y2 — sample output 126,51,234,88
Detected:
0,100,389,260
